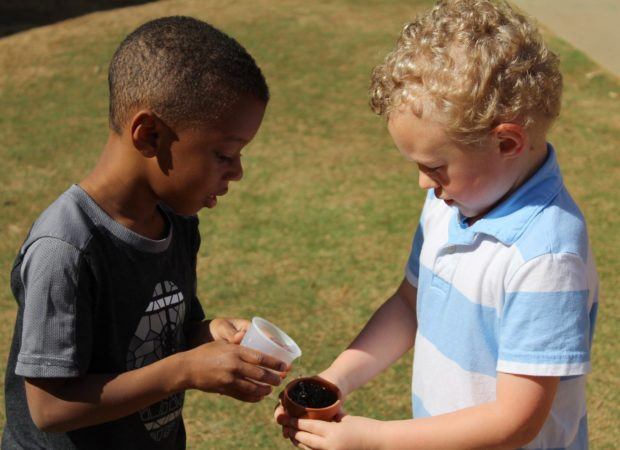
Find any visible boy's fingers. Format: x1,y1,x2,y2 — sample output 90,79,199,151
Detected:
228,318,250,344
289,418,326,435
285,426,295,439
277,414,292,427
211,319,238,342
239,347,288,372
231,378,272,397
239,362,282,386
275,408,290,425
230,318,251,332
290,436,310,449
221,378,268,403
291,429,322,449
231,329,245,344
274,402,287,421
282,425,295,439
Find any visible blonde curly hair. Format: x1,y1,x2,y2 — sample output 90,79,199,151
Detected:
370,0,562,145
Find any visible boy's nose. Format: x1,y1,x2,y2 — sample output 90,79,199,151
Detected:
228,159,243,181
418,171,439,190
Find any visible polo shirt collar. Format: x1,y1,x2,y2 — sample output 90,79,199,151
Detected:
447,144,563,246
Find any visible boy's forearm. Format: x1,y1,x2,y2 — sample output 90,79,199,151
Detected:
26,351,189,433
27,338,285,433
321,280,417,396
371,373,559,450
375,403,536,450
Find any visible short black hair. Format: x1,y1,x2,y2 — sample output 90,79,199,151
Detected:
108,16,269,133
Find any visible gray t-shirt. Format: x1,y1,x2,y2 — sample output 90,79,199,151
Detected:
3,185,205,449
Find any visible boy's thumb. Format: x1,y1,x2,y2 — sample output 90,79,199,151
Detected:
232,329,246,344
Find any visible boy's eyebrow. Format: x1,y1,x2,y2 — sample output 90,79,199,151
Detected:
411,155,442,167
418,160,442,168
222,136,248,143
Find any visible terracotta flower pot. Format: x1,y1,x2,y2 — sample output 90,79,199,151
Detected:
282,376,342,421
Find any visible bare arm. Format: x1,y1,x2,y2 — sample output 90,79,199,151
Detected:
375,372,559,449
320,278,417,396
26,340,287,433
289,372,559,450
284,274,559,449
25,352,186,433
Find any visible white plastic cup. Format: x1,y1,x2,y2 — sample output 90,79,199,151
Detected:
240,317,302,366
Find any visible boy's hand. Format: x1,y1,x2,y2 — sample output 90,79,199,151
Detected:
283,415,379,450
183,340,287,402
274,401,294,439
274,390,346,443
273,373,347,440
209,317,250,343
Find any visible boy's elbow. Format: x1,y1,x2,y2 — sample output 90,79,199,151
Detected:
29,402,78,433
494,373,558,448
30,407,66,433
503,421,545,448
496,410,548,449
25,379,75,433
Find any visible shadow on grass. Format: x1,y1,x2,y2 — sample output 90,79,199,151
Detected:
0,0,157,38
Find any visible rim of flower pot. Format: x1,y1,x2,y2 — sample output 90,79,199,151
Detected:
283,376,342,411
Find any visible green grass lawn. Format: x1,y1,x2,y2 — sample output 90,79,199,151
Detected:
1,1,618,448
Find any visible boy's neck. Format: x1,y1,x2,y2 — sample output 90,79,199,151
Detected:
466,137,549,226
505,136,549,198
79,133,167,240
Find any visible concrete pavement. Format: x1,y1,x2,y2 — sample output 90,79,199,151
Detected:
512,0,620,79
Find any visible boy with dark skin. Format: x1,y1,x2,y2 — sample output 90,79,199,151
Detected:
4,16,286,449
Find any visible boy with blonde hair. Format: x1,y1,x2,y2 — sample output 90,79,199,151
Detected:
4,16,288,449
276,1,598,448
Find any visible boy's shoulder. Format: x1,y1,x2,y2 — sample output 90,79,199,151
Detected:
23,185,96,254
499,146,590,262
514,186,589,263
23,185,200,255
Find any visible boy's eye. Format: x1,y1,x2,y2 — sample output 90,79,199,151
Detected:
420,164,442,174
216,152,234,163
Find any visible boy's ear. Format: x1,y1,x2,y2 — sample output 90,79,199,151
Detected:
130,111,163,158
492,123,528,159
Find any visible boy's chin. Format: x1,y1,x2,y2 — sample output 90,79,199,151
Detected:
458,206,489,224
204,195,217,209
456,205,476,217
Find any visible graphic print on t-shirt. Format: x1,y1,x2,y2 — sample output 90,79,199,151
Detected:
126,280,186,442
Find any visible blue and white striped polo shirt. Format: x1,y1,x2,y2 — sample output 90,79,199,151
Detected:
406,146,598,449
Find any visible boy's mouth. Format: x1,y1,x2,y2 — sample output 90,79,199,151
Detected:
205,188,228,208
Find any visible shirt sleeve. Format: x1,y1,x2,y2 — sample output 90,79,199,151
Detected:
16,237,93,377
498,252,593,376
